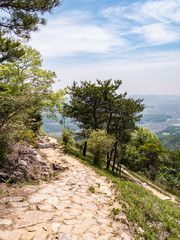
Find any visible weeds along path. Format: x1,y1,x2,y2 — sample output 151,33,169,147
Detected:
0,137,134,240
122,169,177,203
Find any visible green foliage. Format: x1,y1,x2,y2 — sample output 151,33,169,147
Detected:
158,166,180,188
64,79,144,135
0,36,25,63
61,128,74,146
38,127,47,136
123,144,141,170
123,127,180,195
159,134,180,151
0,0,62,166
124,127,167,180
89,186,95,193
0,135,10,167
0,45,65,163
157,151,180,195
131,127,159,148
64,144,180,240
157,126,180,137
0,1,60,63
0,0,60,38
112,208,120,215
87,130,116,166
157,126,180,150
63,79,144,168
138,142,166,175
64,80,108,131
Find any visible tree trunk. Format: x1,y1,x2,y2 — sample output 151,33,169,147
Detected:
106,112,112,134
83,141,87,156
106,147,114,170
112,141,117,172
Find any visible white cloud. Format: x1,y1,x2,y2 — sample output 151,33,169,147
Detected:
141,0,180,23
29,1,180,58
102,0,180,24
29,0,180,96
101,0,180,46
30,11,126,57
136,23,179,44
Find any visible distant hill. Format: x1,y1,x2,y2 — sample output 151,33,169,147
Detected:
156,126,180,150
42,95,180,137
42,114,79,138
139,114,172,124
132,95,180,132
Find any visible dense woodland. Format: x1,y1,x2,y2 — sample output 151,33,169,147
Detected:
61,81,180,196
0,0,179,198
0,0,64,166
157,126,180,151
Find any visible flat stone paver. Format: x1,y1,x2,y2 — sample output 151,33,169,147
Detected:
0,137,134,240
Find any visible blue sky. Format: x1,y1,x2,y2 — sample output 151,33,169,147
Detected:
29,0,180,95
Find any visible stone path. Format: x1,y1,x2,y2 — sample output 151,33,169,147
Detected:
0,137,134,240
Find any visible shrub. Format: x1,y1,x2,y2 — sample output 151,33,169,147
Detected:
88,130,116,167
61,128,74,146
0,135,10,167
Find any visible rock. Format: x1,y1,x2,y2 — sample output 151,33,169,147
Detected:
138,227,144,233
71,195,85,205
162,197,171,201
29,194,50,203
96,217,111,225
0,173,9,180
0,219,13,226
56,233,77,240
0,230,23,240
71,224,88,234
114,212,127,222
10,201,29,208
83,218,96,226
18,160,28,166
98,234,113,240
83,233,95,240
0,141,59,183
27,226,36,232
59,225,73,234
88,225,100,233
33,236,43,240
0,210,10,216
15,211,52,228
120,232,134,240
45,196,59,206
51,222,60,232
51,163,63,171
141,183,147,189
37,204,53,212
82,203,98,212
0,196,24,204
62,213,77,220
63,219,82,225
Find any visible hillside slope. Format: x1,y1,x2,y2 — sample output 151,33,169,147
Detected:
0,137,134,240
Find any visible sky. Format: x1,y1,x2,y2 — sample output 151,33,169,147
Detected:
29,0,180,95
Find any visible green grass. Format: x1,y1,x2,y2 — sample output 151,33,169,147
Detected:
112,207,120,215
89,186,95,193
64,145,180,240
0,188,10,197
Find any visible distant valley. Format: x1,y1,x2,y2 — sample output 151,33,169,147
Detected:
42,95,180,149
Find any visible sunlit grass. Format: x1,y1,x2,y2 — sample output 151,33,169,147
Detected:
64,145,180,240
